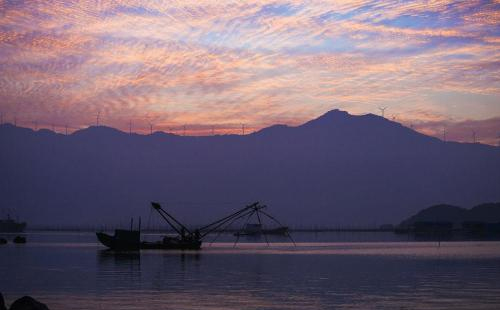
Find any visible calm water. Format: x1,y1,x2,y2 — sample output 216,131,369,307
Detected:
1,232,500,309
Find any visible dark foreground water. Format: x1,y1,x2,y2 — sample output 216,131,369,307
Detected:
1,232,500,309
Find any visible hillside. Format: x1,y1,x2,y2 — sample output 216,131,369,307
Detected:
1,110,499,227
400,202,500,226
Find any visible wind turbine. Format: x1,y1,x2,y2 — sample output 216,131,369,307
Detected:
65,124,68,135
378,107,387,118
442,127,446,142
183,124,186,136
149,122,153,135
96,112,100,126
129,120,132,135
472,130,477,144
242,124,245,135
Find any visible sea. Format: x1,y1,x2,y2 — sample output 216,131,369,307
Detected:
1,231,500,309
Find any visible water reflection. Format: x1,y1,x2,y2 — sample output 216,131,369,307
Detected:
1,234,500,309
97,249,141,275
97,249,141,263
96,250,142,293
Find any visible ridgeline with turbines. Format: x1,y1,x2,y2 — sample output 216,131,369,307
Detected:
1,109,499,227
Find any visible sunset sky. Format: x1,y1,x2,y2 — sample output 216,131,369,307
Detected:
0,1,499,144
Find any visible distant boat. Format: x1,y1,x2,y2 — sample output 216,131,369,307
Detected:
13,235,26,244
234,223,289,236
0,214,26,233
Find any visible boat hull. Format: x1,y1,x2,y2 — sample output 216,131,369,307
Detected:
96,231,140,251
141,240,201,250
96,231,202,251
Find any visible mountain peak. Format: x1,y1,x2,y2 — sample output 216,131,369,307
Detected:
72,125,125,136
323,108,350,116
300,109,369,129
315,109,350,120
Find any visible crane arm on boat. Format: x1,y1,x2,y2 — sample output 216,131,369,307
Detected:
197,202,266,239
151,202,192,236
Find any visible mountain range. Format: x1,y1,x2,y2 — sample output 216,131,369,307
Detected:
1,109,499,228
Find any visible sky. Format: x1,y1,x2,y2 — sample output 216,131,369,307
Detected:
0,0,499,144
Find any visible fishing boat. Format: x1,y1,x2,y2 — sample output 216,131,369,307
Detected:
96,202,294,251
0,214,26,233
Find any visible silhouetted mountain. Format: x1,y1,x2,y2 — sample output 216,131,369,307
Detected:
1,110,499,227
400,204,467,226
400,202,500,226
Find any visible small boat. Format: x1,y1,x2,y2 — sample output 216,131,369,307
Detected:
13,235,26,244
0,214,26,233
96,203,204,251
234,223,289,236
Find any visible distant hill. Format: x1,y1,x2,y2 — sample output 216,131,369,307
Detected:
400,203,500,226
1,109,499,227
